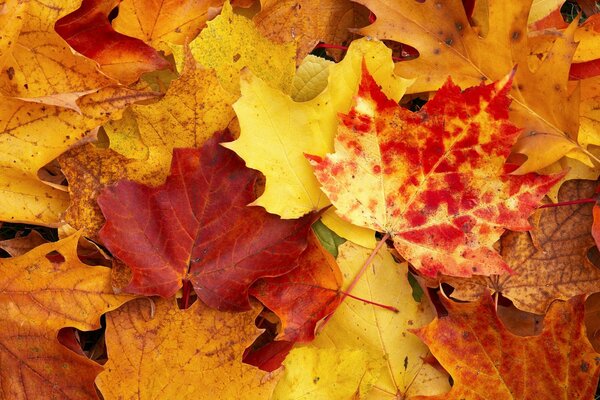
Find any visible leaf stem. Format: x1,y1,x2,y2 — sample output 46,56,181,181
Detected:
340,290,399,312
538,198,596,208
342,232,391,299
181,280,193,309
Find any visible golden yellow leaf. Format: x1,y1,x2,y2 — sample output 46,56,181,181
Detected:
0,0,115,99
187,0,296,94
96,297,278,399
272,347,382,400
356,0,588,173
0,0,26,71
254,0,369,61
113,62,237,183
113,0,223,53
0,87,159,226
278,242,450,399
223,38,412,219
445,180,600,314
0,233,132,399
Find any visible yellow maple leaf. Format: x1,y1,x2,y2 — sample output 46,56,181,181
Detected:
96,297,278,399
183,0,296,94
123,62,237,183
274,242,450,399
0,233,132,399
223,38,411,218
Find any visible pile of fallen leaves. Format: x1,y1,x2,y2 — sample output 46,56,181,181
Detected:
1,0,600,398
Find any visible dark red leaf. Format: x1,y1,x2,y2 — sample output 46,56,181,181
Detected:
98,130,316,311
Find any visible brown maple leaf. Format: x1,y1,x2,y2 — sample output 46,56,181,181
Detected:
446,179,600,314
308,64,560,278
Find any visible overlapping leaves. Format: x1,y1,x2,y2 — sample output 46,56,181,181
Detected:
0,0,599,399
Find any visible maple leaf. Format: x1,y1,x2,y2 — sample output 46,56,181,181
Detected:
411,295,600,400
0,86,158,226
274,242,450,399
445,179,600,314
309,65,560,277
124,62,237,182
249,231,343,342
224,38,409,247
96,297,278,399
98,130,315,311
111,0,223,54
178,1,297,94
55,0,170,84
254,0,369,61
586,293,600,352
0,233,131,399
354,0,592,174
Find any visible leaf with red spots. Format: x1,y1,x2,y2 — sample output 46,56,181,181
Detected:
410,295,600,400
98,130,316,311
55,0,170,84
249,230,343,342
308,65,561,278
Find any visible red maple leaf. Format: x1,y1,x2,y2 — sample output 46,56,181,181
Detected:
308,64,562,278
98,130,315,311
250,231,343,342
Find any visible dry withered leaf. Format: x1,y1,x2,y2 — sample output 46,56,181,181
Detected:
254,0,369,61
446,180,600,314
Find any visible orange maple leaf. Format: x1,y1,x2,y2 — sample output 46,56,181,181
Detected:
308,64,561,277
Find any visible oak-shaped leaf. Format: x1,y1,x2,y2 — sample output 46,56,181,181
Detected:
0,233,131,399
249,230,343,342
98,130,315,311
411,295,600,400
309,65,561,278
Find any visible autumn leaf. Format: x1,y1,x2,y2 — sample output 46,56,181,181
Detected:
254,0,369,61
249,231,343,342
55,0,170,84
0,0,116,100
181,0,297,94
0,230,47,257
309,65,560,277
0,233,131,399
96,297,278,400
0,86,158,226
446,179,600,314
411,295,600,400
355,0,591,173
98,130,315,310
273,242,450,399
112,0,224,54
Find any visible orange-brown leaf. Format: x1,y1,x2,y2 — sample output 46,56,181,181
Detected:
309,65,560,278
0,233,131,399
96,297,278,399
411,295,600,400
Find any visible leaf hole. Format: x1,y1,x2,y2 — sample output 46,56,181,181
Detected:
45,250,65,264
